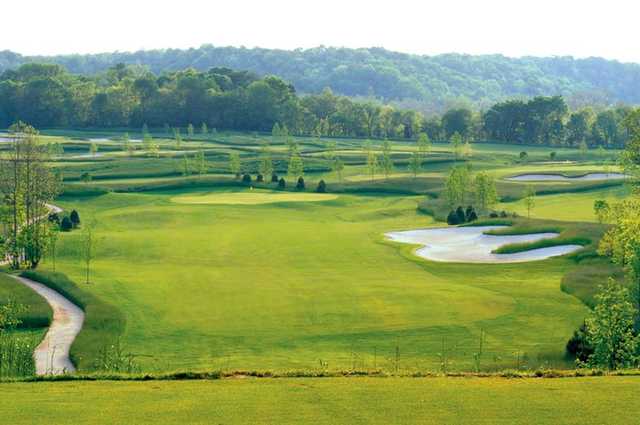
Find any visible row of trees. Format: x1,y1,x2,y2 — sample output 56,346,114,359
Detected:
1,63,635,148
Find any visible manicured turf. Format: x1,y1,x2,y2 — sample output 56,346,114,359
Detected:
171,190,338,205
1,377,639,424
43,188,589,372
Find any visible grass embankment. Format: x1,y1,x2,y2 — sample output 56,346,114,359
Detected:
2,376,640,424
20,270,125,371
0,273,51,329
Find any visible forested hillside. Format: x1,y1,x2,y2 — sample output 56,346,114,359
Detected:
1,46,640,111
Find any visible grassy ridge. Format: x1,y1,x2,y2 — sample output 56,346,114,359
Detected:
0,274,51,329
20,270,125,371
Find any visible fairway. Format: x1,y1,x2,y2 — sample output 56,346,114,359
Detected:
1,377,640,424
171,190,338,205
42,189,588,372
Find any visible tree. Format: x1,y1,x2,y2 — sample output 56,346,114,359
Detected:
417,132,431,158
594,200,610,224
409,152,421,178
473,172,498,214
200,122,208,135
187,123,194,139
380,140,394,179
523,185,536,218
122,132,133,156
0,122,59,268
229,152,241,178
278,177,286,189
450,132,463,159
316,180,326,193
296,177,305,190
195,151,207,177
174,128,182,149
258,142,273,178
70,210,81,228
519,151,528,162
90,142,98,157
365,142,379,181
48,224,59,272
585,280,638,370
287,146,304,178
579,140,589,157
80,219,96,284
444,166,471,209
182,154,191,176
334,157,345,182
242,174,252,184
271,173,279,183
60,216,73,232
80,172,92,184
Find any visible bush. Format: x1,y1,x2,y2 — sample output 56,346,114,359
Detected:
489,211,499,218
468,210,478,222
500,210,508,218
316,180,326,193
271,173,279,183
256,174,264,183
519,151,528,160
465,206,475,221
446,210,460,225
566,322,594,362
296,177,305,190
60,216,73,232
48,212,61,224
242,174,252,183
278,178,286,189
456,206,466,224
550,151,557,160
70,210,80,228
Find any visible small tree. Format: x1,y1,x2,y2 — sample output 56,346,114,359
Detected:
366,149,379,181
48,224,59,272
182,154,191,176
60,216,73,232
256,174,264,183
550,151,557,160
242,174,252,184
258,142,274,178
450,132,463,159
579,140,589,157
278,178,286,189
80,172,92,184
90,142,98,157
287,147,304,178
296,177,305,190
80,220,96,285
200,122,208,135
70,210,81,228
519,151,528,162
334,157,345,182
380,140,394,179
316,180,326,193
187,123,194,139
195,151,207,177
523,185,536,218
229,152,241,179
409,152,421,178
585,280,639,369
174,128,183,149
271,173,279,183
473,172,498,214
594,200,610,224
417,132,431,158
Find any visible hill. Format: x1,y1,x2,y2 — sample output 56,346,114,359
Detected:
1,46,640,111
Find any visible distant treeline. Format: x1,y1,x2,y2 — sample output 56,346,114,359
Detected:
0,63,634,147
2,46,640,111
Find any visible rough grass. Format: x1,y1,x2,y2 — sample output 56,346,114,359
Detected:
20,270,125,371
0,274,51,329
2,376,640,424
171,190,338,205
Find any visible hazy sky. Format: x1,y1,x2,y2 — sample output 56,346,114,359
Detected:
2,0,638,62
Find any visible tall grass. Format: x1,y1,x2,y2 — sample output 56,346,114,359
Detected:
0,331,36,378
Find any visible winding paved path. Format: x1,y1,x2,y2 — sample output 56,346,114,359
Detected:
12,275,85,375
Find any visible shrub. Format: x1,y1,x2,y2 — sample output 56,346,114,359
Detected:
566,322,593,362
519,151,528,160
296,176,305,190
256,174,264,183
278,178,286,189
60,216,73,232
271,173,279,183
468,210,478,222
48,213,60,224
316,180,326,193
446,210,460,225
455,206,466,224
242,174,252,183
550,151,557,160
500,211,508,218
70,210,80,228
465,206,476,222
489,211,499,218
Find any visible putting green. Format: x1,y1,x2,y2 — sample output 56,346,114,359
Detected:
171,190,338,205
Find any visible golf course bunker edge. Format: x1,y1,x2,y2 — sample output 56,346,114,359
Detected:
386,225,582,263
505,173,629,181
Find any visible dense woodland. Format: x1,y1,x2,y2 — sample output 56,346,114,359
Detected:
0,63,634,147
2,46,640,111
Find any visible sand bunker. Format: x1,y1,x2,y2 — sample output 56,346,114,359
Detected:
506,173,628,181
172,191,338,205
13,276,84,375
386,226,582,263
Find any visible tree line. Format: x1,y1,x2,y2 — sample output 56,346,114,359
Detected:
0,63,635,148
3,46,640,111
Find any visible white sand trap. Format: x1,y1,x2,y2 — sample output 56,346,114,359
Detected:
386,226,582,263
506,173,628,181
88,137,142,143
13,276,84,375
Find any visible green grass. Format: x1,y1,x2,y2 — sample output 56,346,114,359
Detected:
1,376,640,424
0,273,51,329
171,190,338,205
34,188,591,373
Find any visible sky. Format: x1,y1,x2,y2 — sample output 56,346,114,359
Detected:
1,0,638,63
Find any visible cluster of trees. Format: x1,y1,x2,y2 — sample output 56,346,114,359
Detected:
3,46,640,110
0,122,60,268
1,63,635,148
444,167,498,220
567,108,640,370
